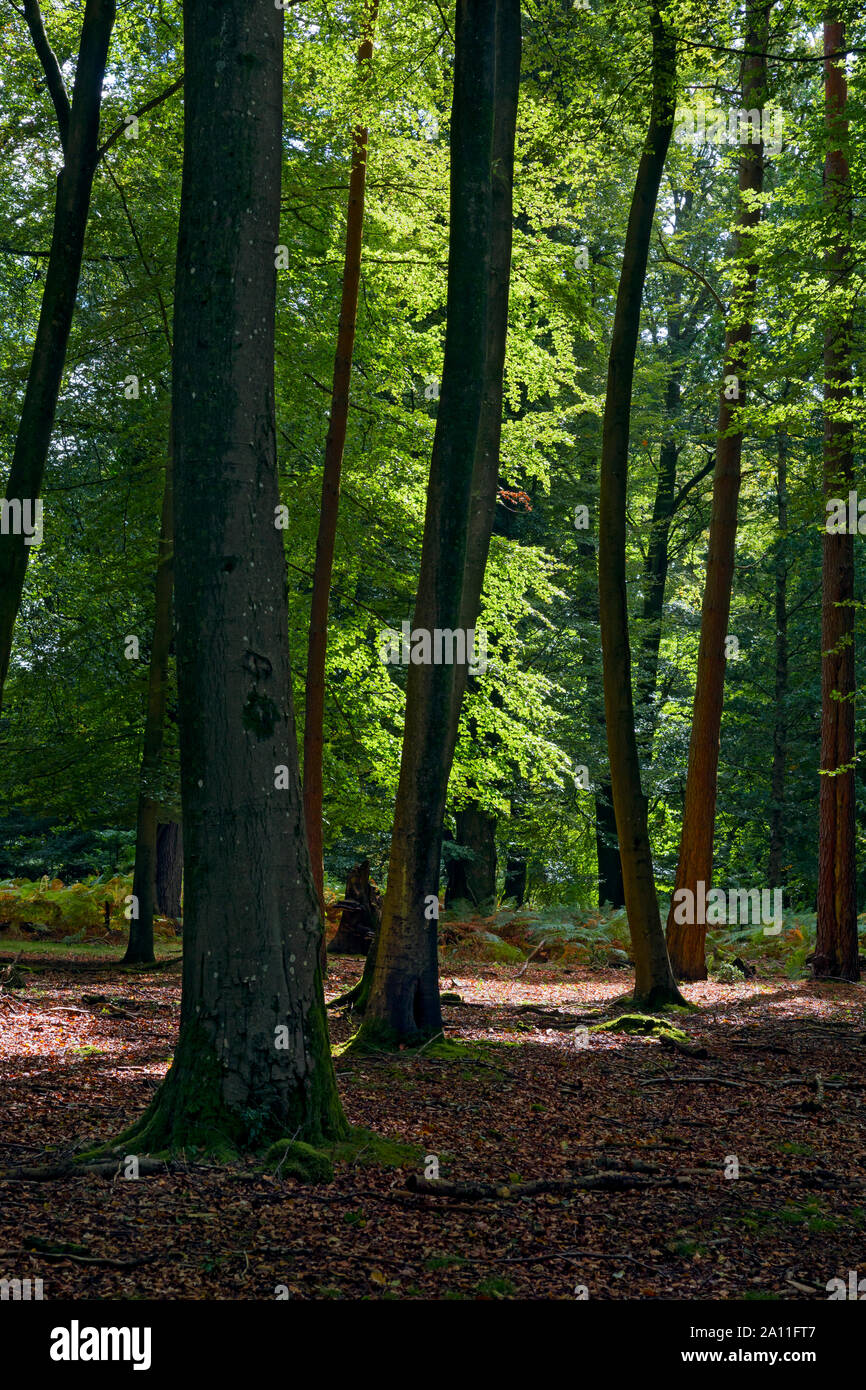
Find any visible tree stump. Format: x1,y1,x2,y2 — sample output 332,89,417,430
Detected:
327,860,382,956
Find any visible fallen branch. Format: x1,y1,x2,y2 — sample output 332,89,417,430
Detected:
405,1170,693,1200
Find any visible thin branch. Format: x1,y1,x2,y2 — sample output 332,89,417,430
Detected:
96,74,184,160
22,0,70,153
656,232,726,316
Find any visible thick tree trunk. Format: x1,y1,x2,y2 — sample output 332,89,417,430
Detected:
595,781,625,908
125,448,174,964
123,0,346,1151
445,805,498,907
768,428,788,890
303,1,379,947
155,821,183,921
360,0,521,1044
0,0,115,712
597,1,683,1010
665,2,769,981
815,15,858,982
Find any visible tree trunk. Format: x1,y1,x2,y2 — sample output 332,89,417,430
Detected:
0,0,116,713
503,852,527,906
815,14,858,983
768,426,788,890
360,0,521,1044
595,781,625,908
155,821,183,921
122,0,346,1152
597,1,683,1010
125,446,174,964
665,1,770,981
303,0,379,955
445,805,498,907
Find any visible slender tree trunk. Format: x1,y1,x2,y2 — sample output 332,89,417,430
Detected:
0,0,115,712
597,1,683,1009
303,1,380,949
768,427,788,889
155,821,183,920
665,2,770,980
360,0,521,1044
122,0,346,1151
815,14,858,982
636,386,679,741
595,782,625,907
125,444,174,964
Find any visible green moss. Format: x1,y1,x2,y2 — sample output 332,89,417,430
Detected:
589,1013,690,1043
327,1126,420,1169
264,1139,334,1183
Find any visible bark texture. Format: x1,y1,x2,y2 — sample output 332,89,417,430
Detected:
815,14,858,982
124,0,346,1152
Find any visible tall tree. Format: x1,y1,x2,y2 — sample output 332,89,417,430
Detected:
124,443,174,964
303,0,380,939
814,12,858,982
121,0,346,1150
0,0,116,712
666,1,771,980
597,0,683,1009
359,0,521,1043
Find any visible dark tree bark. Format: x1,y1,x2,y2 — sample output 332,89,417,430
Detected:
597,1,683,1009
328,861,382,955
445,806,498,906
359,0,521,1043
666,1,770,981
815,14,858,982
768,426,788,890
0,0,116,712
121,0,346,1152
125,446,174,964
595,781,625,908
303,0,379,947
155,821,183,921
503,852,527,905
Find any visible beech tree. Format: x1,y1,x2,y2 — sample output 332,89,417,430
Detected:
303,0,379,942
121,0,346,1150
0,0,116,713
666,0,771,981
815,12,858,982
597,0,683,1009
359,0,521,1043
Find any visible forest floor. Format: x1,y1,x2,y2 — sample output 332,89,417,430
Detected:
0,943,864,1300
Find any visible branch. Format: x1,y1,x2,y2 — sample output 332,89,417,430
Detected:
96,74,184,160
22,0,71,153
656,232,726,316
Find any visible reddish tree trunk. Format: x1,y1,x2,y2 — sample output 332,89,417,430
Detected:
303,2,379,960
597,0,682,1009
815,15,858,982
666,2,770,980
